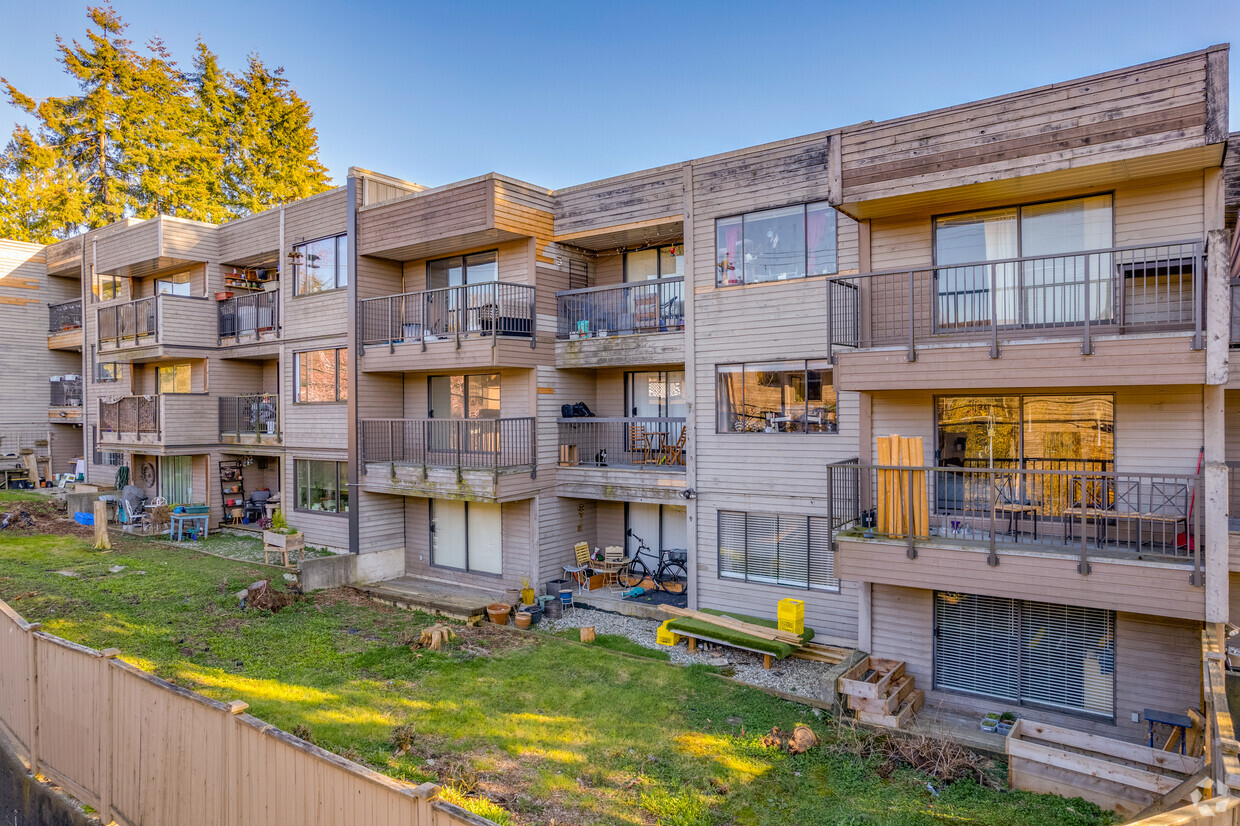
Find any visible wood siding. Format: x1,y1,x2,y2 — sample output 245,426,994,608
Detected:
554,164,685,238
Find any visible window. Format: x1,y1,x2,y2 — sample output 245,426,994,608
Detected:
154,273,193,296
718,510,838,591
624,244,683,282
91,426,123,466
296,349,347,402
427,251,498,289
430,499,501,574
157,362,192,394
92,269,123,302
428,374,500,419
626,371,685,418
626,503,687,561
296,460,348,514
936,395,1113,471
717,360,836,433
92,346,120,383
934,592,1114,717
293,234,348,295
715,201,837,286
933,195,1113,328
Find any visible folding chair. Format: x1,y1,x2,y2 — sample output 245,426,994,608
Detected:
660,428,686,466
601,545,632,592
629,425,654,465
563,542,592,593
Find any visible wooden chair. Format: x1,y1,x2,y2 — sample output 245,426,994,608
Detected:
600,545,633,592
660,428,686,466
629,425,654,465
563,541,592,592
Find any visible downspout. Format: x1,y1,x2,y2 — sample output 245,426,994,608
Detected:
346,175,361,555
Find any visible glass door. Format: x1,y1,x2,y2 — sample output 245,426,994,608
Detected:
626,371,686,462
428,374,501,463
160,455,192,503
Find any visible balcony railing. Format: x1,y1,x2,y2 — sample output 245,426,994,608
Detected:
557,417,686,471
359,417,536,473
556,277,684,340
827,462,1203,581
48,299,82,333
218,291,279,339
218,394,279,439
827,241,1204,360
49,376,83,407
97,297,157,346
99,396,159,439
359,283,536,350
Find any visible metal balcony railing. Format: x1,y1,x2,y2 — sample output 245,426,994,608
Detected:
359,283,536,351
99,396,159,439
827,462,1203,581
97,297,157,347
359,417,536,473
556,417,686,471
48,299,82,333
218,291,279,339
827,241,1205,361
49,376,83,407
556,277,685,339
218,394,279,439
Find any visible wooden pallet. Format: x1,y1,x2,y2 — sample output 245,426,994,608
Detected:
838,656,906,701
838,656,922,729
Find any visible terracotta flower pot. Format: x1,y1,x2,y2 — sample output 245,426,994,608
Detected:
514,611,532,630
486,603,511,625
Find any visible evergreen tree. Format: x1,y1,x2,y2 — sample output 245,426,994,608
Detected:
0,125,85,243
185,41,235,223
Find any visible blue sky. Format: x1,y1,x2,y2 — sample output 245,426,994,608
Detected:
1,0,1237,189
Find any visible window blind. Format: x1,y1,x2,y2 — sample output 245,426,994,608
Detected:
717,510,839,592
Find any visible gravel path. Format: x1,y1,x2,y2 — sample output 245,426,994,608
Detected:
539,606,837,702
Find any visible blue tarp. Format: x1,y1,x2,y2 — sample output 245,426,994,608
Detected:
73,512,94,526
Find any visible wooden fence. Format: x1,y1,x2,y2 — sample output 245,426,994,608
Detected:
0,598,492,826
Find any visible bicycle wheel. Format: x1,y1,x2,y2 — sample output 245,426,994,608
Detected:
657,561,688,594
621,556,651,588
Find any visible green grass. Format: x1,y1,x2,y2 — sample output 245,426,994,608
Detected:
148,531,338,565
0,530,1118,826
0,489,51,503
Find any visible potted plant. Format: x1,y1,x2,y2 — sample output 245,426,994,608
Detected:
996,712,1017,736
263,509,305,552
980,712,1000,732
520,576,536,606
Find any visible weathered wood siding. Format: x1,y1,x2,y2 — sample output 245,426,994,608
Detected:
554,164,684,237
95,219,159,275
218,207,281,266
401,496,535,591
358,179,493,258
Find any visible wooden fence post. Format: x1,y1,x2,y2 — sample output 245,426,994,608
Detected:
93,499,111,550
100,648,119,825
411,782,438,825
224,701,248,826
27,623,40,777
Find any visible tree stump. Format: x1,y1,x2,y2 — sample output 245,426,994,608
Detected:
580,626,596,643
416,624,456,651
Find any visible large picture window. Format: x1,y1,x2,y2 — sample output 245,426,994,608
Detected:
296,460,348,514
717,510,838,591
430,499,501,574
936,394,1113,471
157,362,192,394
717,360,836,433
934,592,1114,717
293,234,348,295
624,244,683,282
716,202,837,286
427,251,498,289
296,349,347,402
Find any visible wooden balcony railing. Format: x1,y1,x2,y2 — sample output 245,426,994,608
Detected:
218,291,279,339
359,417,536,474
827,462,1203,581
359,283,536,351
827,241,1205,361
99,396,159,440
556,277,684,340
218,394,279,439
96,297,157,346
556,417,686,471
48,299,82,333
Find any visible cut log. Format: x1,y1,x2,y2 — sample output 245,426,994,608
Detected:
415,624,456,651
93,500,111,550
580,626,596,643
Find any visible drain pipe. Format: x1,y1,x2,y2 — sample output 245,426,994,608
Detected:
346,173,360,555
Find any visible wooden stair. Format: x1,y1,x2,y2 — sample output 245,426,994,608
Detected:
838,656,924,728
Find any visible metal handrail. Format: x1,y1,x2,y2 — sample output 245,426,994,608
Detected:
359,417,536,477
218,394,279,440
826,240,1205,361
359,282,536,352
218,291,280,340
96,296,159,348
555,277,684,339
556,416,687,471
48,299,82,333
49,376,83,407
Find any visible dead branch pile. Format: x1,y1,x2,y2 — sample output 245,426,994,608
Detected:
246,580,295,612
824,715,997,786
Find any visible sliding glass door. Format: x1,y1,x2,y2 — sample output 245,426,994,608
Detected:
428,374,501,460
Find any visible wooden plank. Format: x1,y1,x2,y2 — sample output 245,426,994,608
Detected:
1017,719,1203,776
1010,763,1155,816
1127,767,1210,822
1006,738,1185,796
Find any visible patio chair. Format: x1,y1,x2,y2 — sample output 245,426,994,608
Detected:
629,425,655,465
563,542,592,593
660,428,686,466
122,498,151,532
600,545,633,592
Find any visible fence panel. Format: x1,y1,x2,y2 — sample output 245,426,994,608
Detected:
0,602,32,756
35,633,104,808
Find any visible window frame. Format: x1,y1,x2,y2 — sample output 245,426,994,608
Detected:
294,348,348,404
91,345,121,383
428,499,503,576
932,393,1116,469
92,270,124,303
622,243,684,282
716,509,839,592
425,249,500,289
156,361,193,395
715,359,837,434
714,201,838,287
294,459,349,516
292,233,349,296
930,193,1117,267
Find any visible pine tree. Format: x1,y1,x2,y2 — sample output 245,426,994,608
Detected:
185,41,235,223
0,125,86,243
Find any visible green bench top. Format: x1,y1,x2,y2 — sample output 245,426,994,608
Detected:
665,609,814,660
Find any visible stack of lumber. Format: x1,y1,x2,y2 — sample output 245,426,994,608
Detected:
790,642,852,664
837,656,924,728
658,606,853,668
876,434,928,539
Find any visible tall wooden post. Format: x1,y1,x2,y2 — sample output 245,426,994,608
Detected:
27,623,40,777
224,700,248,826
93,499,111,550
99,648,119,825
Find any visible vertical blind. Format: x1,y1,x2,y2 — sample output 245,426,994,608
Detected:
718,510,838,591
933,592,1114,716
431,500,502,574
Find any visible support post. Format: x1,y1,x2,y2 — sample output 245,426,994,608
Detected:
93,499,110,549
412,782,438,824
99,649,119,826
1078,474,1091,575
224,700,248,826
27,624,40,777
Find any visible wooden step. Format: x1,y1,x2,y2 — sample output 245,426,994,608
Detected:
848,675,915,715
856,688,925,729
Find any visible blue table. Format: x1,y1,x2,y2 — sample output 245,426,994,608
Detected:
169,513,209,541
1145,708,1193,754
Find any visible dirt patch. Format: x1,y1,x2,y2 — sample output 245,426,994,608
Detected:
315,586,400,613
245,581,296,612
453,622,539,655
0,501,96,540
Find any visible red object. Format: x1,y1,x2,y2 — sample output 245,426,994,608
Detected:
215,291,234,301
1176,446,1204,551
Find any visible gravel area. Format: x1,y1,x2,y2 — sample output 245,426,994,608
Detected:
539,606,838,702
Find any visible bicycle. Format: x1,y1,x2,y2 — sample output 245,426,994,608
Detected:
621,529,688,594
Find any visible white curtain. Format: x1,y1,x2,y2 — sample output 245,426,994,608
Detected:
431,500,467,569
661,506,688,550
467,503,502,574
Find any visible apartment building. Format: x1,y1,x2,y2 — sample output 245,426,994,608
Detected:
5,45,1235,745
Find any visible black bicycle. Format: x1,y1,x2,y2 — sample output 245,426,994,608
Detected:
621,529,688,593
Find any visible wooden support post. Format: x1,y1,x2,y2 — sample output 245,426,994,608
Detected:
686,637,696,653
763,654,772,670
412,782,438,823
93,500,111,550
27,624,40,777
224,700,248,826
99,648,119,826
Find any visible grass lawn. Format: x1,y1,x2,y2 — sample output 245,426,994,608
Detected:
0,489,54,503
150,530,339,566
0,529,1117,826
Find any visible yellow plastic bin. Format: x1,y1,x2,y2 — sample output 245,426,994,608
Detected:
656,620,681,646
778,598,805,635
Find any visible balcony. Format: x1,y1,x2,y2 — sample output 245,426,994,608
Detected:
96,295,218,361
47,300,83,350
555,278,684,368
828,242,1207,390
217,291,280,349
218,394,280,446
827,462,1205,620
98,394,217,450
556,417,686,502
359,417,537,501
48,375,82,422
358,282,537,372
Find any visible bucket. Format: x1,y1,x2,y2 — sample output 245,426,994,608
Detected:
486,603,511,625
520,604,543,625
544,598,562,619
546,578,569,597
514,612,532,630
